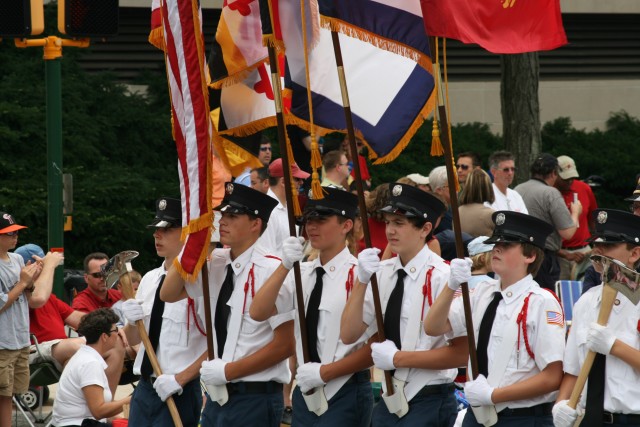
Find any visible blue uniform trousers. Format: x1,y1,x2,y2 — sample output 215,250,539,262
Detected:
372,383,457,427
129,377,202,427
200,382,284,427
462,403,553,427
291,371,373,427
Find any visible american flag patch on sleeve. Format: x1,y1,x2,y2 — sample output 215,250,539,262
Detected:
546,311,564,327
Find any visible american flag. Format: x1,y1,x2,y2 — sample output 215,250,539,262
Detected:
546,311,564,327
161,0,213,280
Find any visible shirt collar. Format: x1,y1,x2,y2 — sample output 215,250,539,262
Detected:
392,244,433,281
312,246,353,280
229,243,258,275
499,274,535,304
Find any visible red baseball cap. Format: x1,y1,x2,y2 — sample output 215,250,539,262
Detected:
0,212,27,234
268,158,310,179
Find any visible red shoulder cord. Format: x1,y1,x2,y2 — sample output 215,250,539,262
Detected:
516,289,563,361
242,264,256,313
187,297,206,337
421,267,435,318
345,265,356,302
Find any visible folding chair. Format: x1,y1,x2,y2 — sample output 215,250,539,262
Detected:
555,280,583,332
14,336,62,427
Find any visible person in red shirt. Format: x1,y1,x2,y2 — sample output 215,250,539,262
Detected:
72,252,122,313
555,155,598,280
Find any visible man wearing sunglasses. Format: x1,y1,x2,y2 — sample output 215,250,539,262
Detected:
488,151,528,214
72,252,122,313
455,151,482,186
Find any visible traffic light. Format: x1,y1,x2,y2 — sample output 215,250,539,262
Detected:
0,0,44,37
58,0,119,37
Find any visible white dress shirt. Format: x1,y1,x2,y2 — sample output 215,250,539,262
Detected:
489,184,529,214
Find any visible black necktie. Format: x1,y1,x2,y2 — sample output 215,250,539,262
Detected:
583,353,606,426
214,265,234,358
384,269,406,350
141,274,166,380
306,267,325,363
477,292,503,378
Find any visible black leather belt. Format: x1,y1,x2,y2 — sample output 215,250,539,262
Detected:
345,370,371,385
226,380,282,395
603,411,640,424
499,402,553,417
414,383,455,397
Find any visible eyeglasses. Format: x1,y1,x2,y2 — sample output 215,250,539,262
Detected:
501,167,517,173
2,231,19,237
88,272,104,279
108,327,119,335
259,147,272,152
456,164,470,171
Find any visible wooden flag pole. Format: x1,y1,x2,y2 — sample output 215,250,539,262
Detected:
429,37,480,378
266,45,311,364
200,263,216,361
329,30,395,396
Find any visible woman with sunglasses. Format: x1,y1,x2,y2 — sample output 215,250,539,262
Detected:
52,308,131,427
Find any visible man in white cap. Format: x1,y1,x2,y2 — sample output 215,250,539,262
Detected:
405,173,431,192
554,155,598,280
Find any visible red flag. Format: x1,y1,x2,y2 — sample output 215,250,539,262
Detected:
161,0,212,280
421,0,567,54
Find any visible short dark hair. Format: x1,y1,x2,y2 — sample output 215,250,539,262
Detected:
251,166,269,182
322,150,345,171
259,134,271,146
489,151,514,170
522,243,544,276
77,308,120,344
458,151,481,168
530,153,559,178
84,252,109,273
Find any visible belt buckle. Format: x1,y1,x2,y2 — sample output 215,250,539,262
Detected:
603,412,614,424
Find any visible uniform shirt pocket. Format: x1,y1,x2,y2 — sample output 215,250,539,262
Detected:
161,302,189,348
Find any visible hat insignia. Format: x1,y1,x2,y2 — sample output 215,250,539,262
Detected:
159,199,167,210
2,214,14,224
496,213,506,226
226,183,234,195
597,211,607,224
392,185,402,196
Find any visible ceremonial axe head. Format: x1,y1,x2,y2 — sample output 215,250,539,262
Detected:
591,254,640,305
101,250,139,289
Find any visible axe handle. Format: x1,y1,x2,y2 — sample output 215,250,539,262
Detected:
568,284,617,409
121,273,184,427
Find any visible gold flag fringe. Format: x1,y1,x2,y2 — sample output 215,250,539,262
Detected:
148,27,165,51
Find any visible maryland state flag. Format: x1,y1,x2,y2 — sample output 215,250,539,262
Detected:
421,0,567,54
272,0,435,164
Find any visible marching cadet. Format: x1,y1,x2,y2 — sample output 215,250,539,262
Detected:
121,197,208,426
553,209,640,427
250,187,375,426
341,183,467,427
161,183,295,427
426,211,565,427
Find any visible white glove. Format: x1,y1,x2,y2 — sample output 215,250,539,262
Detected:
371,340,399,371
586,322,616,355
122,299,144,323
282,236,305,270
357,248,381,284
295,362,325,393
464,375,494,406
448,258,472,291
200,359,228,386
153,374,183,402
552,399,581,427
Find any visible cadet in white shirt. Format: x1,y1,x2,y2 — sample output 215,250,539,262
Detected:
250,187,376,426
341,183,467,427
161,183,295,427
553,209,640,427
426,210,564,427
122,197,208,427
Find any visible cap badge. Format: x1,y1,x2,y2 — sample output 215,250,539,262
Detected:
159,199,167,210
226,183,234,195
496,213,506,226
2,214,14,224
392,185,402,196
597,211,608,224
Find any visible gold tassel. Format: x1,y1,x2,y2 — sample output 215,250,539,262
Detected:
310,170,323,200
430,118,444,157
